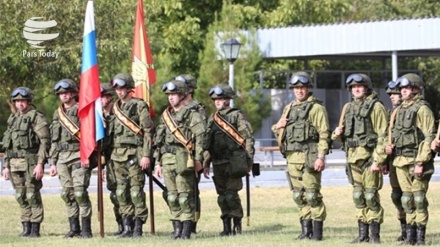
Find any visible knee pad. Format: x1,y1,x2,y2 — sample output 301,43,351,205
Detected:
15,188,26,206
292,188,306,208
217,194,228,211
61,187,73,204
178,192,191,214
365,188,380,211
401,192,415,214
353,187,366,208
391,187,403,209
25,188,38,207
167,190,179,211
305,188,321,208
130,186,145,208
225,191,240,210
413,191,428,213
116,184,128,206
109,191,119,207
74,188,89,206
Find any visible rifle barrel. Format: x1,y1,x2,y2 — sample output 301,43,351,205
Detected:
246,174,250,226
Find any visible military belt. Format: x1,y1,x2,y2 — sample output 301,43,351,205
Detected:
346,140,359,148
394,148,417,157
113,143,138,148
7,149,38,158
161,146,178,154
57,143,80,151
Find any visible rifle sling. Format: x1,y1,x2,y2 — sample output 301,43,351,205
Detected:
161,106,192,152
57,105,81,141
213,112,245,148
388,107,399,145
276,102,295,151
113,100,144,138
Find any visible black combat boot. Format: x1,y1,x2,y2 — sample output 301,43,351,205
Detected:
369,221,380,244
220,217,232,236
119,216,133,238
404,224,417,245
81,217,93,238
132,218,143,237
311,220,323,241
297,219,313,240
19,221,31,237
350,220,369,243
232,217,242,235
181,220,193,239
172,220,183,239
416,224,426,246
112,217,123,236
29,222,40,238
64,217,81,238
397,219,407,241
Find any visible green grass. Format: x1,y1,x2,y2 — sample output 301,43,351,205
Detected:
2,183,440,246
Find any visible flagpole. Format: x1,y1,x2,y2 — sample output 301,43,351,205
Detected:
97,143,104,237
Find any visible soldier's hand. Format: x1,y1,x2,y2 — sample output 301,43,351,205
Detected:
194,160,203,178
431,139,440,152
81,161,90,169
154,165,162,178
2,168,10,180
49,165,58,177
275,118,288,129
203,167,210,179
370,163,380,173
334,126,344,136
414,163,423,177
33,163,44,181
381,165,389,175
314,158,325,172
140,156,150,170
102,170,106,182
385,145,394,155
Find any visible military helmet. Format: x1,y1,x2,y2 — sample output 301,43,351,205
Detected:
111,73,134,89
10,87,34,101
345,73,373,90
385,81,400,94
289,71,313,88
100,83,114,96
161,80,188,95
209,84,236,99
175,74,197,89
54,79,79,94
396,73,424,88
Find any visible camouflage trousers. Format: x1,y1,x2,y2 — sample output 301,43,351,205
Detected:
212,163,243,219
163,163,195,221
288,163,326,221
389,164,405,220
9,157,44,223
106,161,121,221
57,161,92,218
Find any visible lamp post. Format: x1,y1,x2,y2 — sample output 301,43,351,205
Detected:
221,38,241,107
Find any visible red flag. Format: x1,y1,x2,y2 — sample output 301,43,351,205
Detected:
132,0,156,117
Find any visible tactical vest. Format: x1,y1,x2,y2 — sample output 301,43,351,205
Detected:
113,99,143,147
391,100,427,156
51,104,80,151
342,98,378,150
207,109,243,160
2,110,39,153
283,101,319,152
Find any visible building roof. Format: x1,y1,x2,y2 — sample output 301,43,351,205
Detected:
250,17,440,59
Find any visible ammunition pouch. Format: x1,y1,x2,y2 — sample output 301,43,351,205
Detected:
57,143,80,151
394,148,417,157
252,163,260,177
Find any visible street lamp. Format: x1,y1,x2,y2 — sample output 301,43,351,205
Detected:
221,38,241,107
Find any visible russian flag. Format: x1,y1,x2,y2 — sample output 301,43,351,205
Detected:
78,0,105,164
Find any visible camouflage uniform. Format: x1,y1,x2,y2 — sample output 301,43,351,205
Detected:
389,74,435,245
2,87,50,238
49,79,93,238
154,80,206,240
204,84,255,236
272,72,329,241
332,74,388,244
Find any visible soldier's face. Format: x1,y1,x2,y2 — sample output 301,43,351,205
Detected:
214,98,230,110
101,95,113,108
389,93,401,106
350,85,367,99
168,93,185,108
401,86,414,100
115,87,129,100
58,92,76,104
293,86,309,102
14,99,30,113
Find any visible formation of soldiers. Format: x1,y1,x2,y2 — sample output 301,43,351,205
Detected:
1,73,254,240
2,70,436,245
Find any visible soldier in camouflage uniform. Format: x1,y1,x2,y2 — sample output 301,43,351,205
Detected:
100,83,123,235
386,74,435,245
272,72,329,241
48,79,94,238
174,73,207,233
203,84,255,237
383,81,407,242
2,87,50,238
110,73,154,237
332,73,388,244
154,80,206,240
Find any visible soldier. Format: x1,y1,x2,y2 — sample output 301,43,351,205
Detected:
2,87,50,238
332,73,388,244
154,80,206,240
203,84,255,237
383,81,407,242
386,74,435,245
174,73,207,234
272,72,330,241
100,83,123,235
48,79,94,238
110,73,154,237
